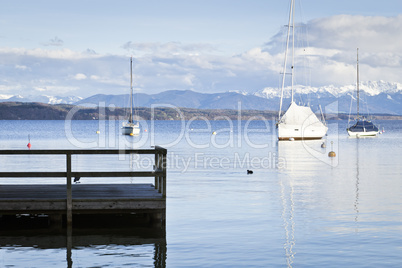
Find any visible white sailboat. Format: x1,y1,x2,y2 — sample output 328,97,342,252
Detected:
347,48,379,137
276,0,327,140
121,57,140,136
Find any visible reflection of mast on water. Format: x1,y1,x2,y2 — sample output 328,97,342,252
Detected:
277,141,306,268
280,176,295,267
354,139,360,229
277,138,323,267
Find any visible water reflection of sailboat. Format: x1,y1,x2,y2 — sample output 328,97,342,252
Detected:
279,173,295,267
354,139,360,229
277,141,308,268
278,140,326,171
277,140,328,267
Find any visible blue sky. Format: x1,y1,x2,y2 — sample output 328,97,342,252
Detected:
1,0,402,98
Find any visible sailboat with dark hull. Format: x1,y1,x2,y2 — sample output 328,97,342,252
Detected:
347,49,379,137
121,57,140,136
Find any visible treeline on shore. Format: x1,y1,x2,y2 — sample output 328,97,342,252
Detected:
0,102,401,120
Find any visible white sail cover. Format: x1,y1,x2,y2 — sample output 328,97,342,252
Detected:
278,102,327,140
280,102,321,125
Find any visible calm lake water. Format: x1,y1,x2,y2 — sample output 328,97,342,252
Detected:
0,119,401,267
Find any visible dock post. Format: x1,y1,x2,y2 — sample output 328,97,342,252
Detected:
66,153,72,226
66,224,73,267
154,146,167,196
155,153,159,190
158,152,162,193
162,151,166,197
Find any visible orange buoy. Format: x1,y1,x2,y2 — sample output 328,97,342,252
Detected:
328,141,336,157
27,134,32,149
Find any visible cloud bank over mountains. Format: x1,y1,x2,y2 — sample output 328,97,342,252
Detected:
1,14,402,98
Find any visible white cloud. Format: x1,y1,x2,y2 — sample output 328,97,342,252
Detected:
1,14,402,97
263,14,402,87
34,86,47,92
304,15,402,75
0,47,101,60
0,94,13,100
183,73,196,86
73,73,87,80
122,41,217,55
308,15,402,53
15,65,28,70
34,85,79,94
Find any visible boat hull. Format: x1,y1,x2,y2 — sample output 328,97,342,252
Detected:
278,123,328,140
347,130,378,137
347,119,379,137
121,124,140,135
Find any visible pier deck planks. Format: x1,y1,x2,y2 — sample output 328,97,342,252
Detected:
0,183,165,214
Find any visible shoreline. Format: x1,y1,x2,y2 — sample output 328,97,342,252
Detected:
1,102,401,120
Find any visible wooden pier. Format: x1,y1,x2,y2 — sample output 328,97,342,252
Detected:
0,147,167,228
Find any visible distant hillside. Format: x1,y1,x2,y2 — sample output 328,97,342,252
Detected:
0,102,111,120
0,102,279,120
0,102,401,121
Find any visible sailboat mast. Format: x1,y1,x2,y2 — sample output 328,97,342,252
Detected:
279,0,295,120
129,57,133,123
356,48,359,119
291,0,295,103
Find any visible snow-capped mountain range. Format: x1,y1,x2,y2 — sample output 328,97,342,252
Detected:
1,81,401,115
0,94,82,104
0,95,82,104
254,80,402,98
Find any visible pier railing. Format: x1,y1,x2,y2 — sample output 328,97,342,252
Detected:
0,146,167,225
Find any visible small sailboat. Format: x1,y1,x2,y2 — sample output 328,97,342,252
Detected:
347,49,379,137
122,57,140,136
276,0,327,140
